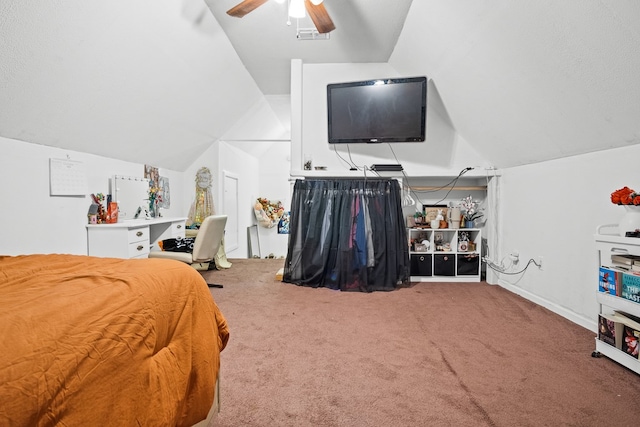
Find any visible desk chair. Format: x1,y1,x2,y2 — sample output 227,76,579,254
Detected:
149,215,227,288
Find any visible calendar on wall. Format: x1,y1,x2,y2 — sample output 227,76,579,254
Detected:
49,158,88,196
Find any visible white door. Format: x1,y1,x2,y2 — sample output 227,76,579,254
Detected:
222,171,239,251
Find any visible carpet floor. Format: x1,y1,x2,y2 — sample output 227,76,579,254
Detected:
202,259,640,427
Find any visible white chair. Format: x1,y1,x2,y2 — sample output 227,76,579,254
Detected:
149,215,227,288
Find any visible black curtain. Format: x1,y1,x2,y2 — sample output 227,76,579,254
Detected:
283,179,410,292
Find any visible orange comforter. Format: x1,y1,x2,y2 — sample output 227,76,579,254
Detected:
0,254,229,427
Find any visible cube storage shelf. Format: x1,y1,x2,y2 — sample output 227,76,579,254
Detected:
408,227,482,282
593,227,640,375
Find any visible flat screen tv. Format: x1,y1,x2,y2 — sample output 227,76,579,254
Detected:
327,76,426,144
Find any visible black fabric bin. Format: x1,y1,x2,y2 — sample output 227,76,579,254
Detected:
410,254,432,276
434,254,455,276
457,254,480,275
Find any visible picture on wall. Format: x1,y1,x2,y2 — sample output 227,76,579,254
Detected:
158,176,170,208
144,165,159,187
277,212,290,234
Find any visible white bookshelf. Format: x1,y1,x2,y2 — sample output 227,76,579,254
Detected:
408,227,482,282
593,228,640,373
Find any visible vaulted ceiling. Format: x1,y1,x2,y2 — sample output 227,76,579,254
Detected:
204,0,414,95
1,0,639,171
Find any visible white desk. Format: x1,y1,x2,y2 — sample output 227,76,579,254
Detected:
86,217,187,259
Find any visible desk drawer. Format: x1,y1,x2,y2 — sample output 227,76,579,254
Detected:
128,240,150,258
171,221,186,238
128,227,149,244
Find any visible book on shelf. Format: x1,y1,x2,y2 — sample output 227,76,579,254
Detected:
622,272,640,303
611,254,640,266
599,266,623,296
611,254,640,271
622,324,640,358
613,311,640,358
598,313,621,348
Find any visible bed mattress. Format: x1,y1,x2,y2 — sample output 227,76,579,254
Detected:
0,254,229,426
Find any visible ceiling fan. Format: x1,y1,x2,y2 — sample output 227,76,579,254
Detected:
226,0,336,34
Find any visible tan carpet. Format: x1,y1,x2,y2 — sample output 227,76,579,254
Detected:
202,259,640,427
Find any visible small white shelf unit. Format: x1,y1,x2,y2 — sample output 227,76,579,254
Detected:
408,227,482,282
593,225,640,375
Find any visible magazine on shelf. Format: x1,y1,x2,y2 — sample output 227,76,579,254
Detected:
598,313,620,348
613,311,640,358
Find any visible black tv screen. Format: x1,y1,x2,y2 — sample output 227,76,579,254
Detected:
327,76,426,144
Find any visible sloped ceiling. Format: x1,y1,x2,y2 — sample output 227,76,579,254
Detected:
390,0,640,168
1,1,639,170
0,0,265,171
204,0,414,95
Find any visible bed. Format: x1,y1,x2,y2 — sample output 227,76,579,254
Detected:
0,254,229,426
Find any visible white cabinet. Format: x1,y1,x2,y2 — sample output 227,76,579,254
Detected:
408,227,482,282
593,228,640,374
87,217,186,259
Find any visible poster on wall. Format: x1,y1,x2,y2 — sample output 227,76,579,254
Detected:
144,165,159,188
158,176,170,208
277,212,290,234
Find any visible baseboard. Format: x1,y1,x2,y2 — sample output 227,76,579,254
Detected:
497,279,596,332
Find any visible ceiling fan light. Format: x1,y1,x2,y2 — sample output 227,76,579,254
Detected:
289,0,306,18
310,0,323,4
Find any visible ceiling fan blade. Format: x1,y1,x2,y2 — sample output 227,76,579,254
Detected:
304,0,336,34
227,0,268,18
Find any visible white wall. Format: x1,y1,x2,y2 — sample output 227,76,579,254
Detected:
291,58,640,333
254,141,292,258
294,62,490,177
0,134,288,260
210,140,292,259
0,136,184,255
184,139,292,260
497,144,640,331
218,141,260,259
184,140,265,259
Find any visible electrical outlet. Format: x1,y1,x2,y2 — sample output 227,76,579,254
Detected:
510,250,519,263
536,256,543,269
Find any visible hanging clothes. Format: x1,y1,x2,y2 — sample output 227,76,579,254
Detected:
283,179,410,292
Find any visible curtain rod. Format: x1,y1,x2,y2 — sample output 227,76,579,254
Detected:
412,186,487,191
288,177,399,181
